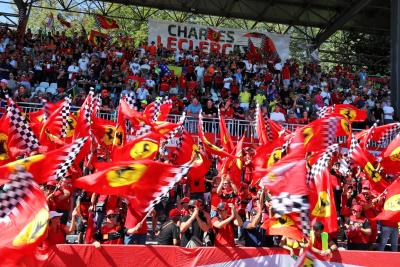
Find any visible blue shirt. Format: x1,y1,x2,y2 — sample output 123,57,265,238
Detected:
185,103,202,115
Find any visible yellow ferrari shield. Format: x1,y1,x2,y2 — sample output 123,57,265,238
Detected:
12,208,49,246
6,154,45,171
65,116,77,138
106,164,147,187
103,126,124,147
364,162,382,182
129,140,158,160
384,194,400,212
267,149,282,168
271,215,295,228
303,127,314,145
389,146,400,161
0,133,9,160
311,191,331,217
341,119,350,135
339,108,357,121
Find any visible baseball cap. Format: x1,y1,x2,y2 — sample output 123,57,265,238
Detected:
180,197,190,204
49,211,63,219
188,199,197,207
0,79,8,84
169,208,181,218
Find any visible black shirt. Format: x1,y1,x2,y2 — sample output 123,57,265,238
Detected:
243,221,274,247
158,221,180,245
202,105,217,118
180,214,205,247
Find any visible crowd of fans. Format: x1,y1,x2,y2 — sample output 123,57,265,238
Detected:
0,26,399,255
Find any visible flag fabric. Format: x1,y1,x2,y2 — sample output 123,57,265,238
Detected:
260,35,280,63
198,114,235,158
6,96,40,154
94,14,119,29
374,179,400,221
111,132,161,161
92,117,125,148
218,110,234,153
88,30,109,46
380,132,400,174
255,104,269,145
328,104,367,122
0,167,49,266
261,214,303,241
207,28,221,42
57,13,71,28
349,137,389,193
247,38,262,63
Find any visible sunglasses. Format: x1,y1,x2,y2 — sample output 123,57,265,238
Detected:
362,187,370,190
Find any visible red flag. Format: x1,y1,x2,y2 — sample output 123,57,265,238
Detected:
260,35,280,63
309,169,338,234
0,169,49,265
57,13,71,28
142,99,172,125
198,114,235,158
380,133,400,174
327,104,367,122
207,28,221,42
255,105,269,145
219,112,234,153
261,214,303,241
88,29,109,46
111,132,161,161
0,137,89,184
247,38,262,63
187,145,211,183
74,160,179,196
374,179,400,221
220,135,245,186
119,98,144,127
92,117,125,148
94,14,119,29
350,142,389,193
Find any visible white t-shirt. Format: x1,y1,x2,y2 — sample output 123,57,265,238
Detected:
383,106,394,120
321,91,331,105
67,65,79,79
136,87,149,100
146,79,155,89
274,62,282,71
78,57,89,72
195,66,205,78
270,112,286,122
130,62,140,74
223,77,233,89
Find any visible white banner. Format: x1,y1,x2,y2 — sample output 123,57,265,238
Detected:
148,19,290,61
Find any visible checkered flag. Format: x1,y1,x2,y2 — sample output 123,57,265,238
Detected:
271,193,310,236
146,160,194,212
151,97,163,123
321,117,339,147
0,166,34,218
365,122,377,149
347,133,358,166
60,96,72,138
52,137,88,181
281,134,294,155
132,124,152,138
317,106,333,119
6,96,40,152
266,119,273,142
40,97,48,122
307,144,339,184
377,123,400,148
83,89,95,124
126,92,136,109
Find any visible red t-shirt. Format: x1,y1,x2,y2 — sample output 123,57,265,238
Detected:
188,175,205,193
44,225,66,247
101,225,124,244
212,217,236,247
53,186,71,211
160,82,170,92
125,205,148,235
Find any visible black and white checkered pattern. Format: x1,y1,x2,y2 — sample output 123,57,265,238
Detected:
0,167,33,218
307,144,339,184
271,193,310,236
151,97,163,123
52,137,88,180
317,106,329,118
133,124,152,138
40,97,48,121
6,96,40,151
84,89,95,123
377,123,400,148
321,117,339,147
126,92,136,109
281,134,294,155
60,96,72,138
146,161,194,212
347,133,358,166
365,122,377,149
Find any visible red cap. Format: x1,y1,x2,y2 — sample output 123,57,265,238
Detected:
106,209,117,216
169,208,181,218
180,197,190,203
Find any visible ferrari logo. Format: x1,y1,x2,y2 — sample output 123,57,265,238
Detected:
65,116,76,137
311,191,331,217
223,134,229,145
267,149,282,168
339,108,356,121
303,127,314,145
341,119,350,135
0,133,9,160
6,154,45,171
389,146,400,161
103,126,124,147
384,194,400,211
192,145,203,165
129,140,158,160
272,215,295,228
106,164,147,187
12,208,49,246
364,162,382,182
266,172,277,182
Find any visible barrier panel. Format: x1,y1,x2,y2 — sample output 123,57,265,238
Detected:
44,245,400,267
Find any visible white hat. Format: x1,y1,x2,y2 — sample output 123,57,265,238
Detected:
49,211,63,219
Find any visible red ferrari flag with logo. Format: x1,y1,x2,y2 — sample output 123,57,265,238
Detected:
262,214,303,241
327,104,367,122
94,14,119,29
111,132,161,161
74,160,180,196
380,132,400,174
219,111,234,153
375,178,400,221
255,104,269,145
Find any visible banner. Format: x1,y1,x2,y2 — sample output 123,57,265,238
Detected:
45,245,400,267
148,19,290,60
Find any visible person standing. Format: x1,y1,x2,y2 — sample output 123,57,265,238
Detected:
179,199,209,247
157,208,181,246
345,204,372,250
212,202,243,247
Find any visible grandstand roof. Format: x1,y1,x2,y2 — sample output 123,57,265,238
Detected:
101,0,390,44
